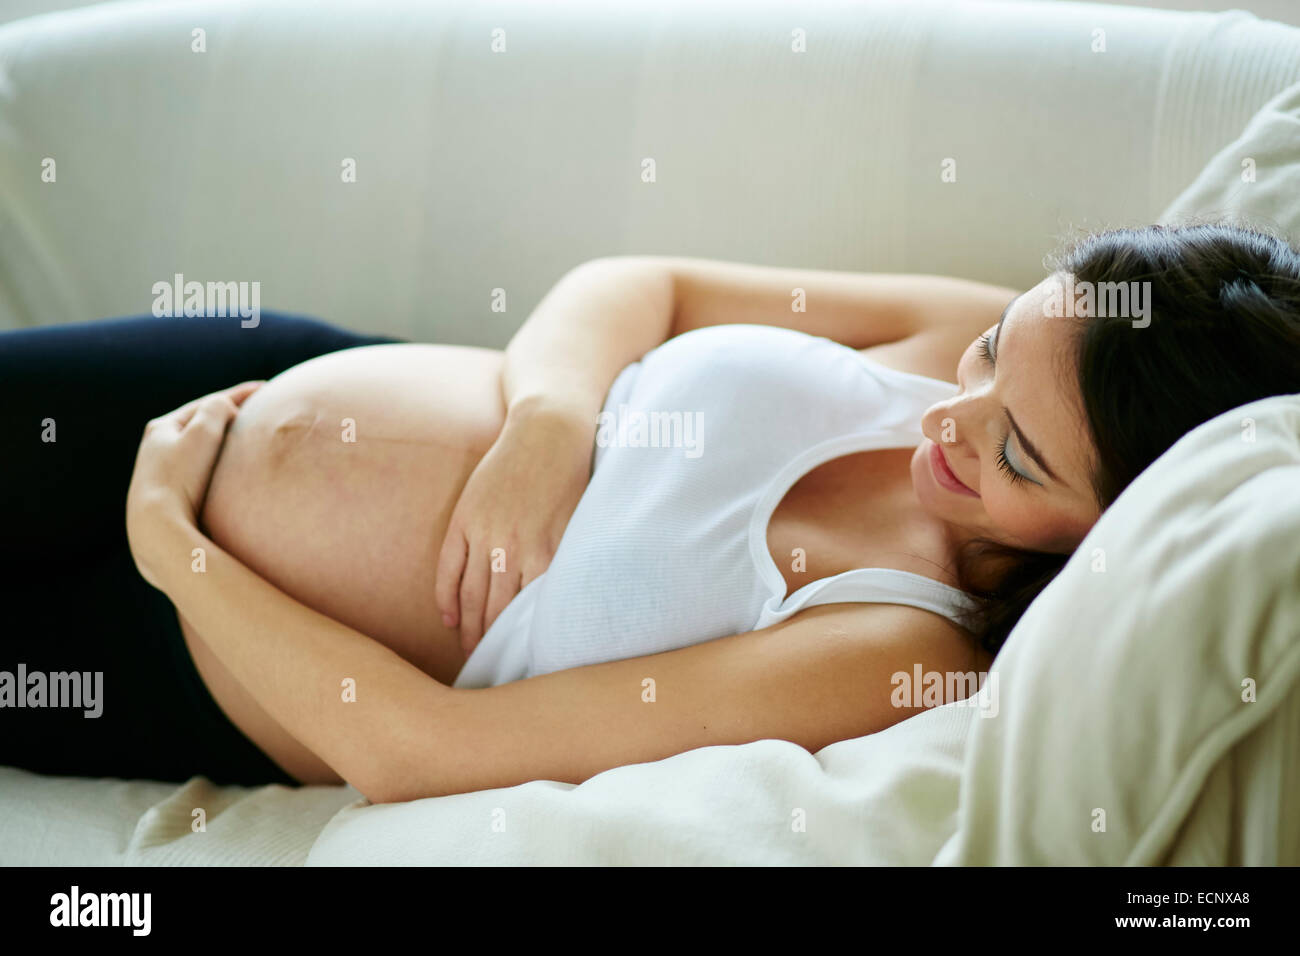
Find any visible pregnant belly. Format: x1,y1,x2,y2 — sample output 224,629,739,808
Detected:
181,342,507,782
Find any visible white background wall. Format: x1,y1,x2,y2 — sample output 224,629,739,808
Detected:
1026,0,1300,28
4,0,1300,30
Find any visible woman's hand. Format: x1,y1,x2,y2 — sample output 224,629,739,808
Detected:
436,398,595,657
125,381,263,591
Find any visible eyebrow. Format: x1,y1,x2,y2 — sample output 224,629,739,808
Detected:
1006,410,1060,484
991,293,1062,485
993,295,1015,347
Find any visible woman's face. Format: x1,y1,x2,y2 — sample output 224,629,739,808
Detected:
910,273,1103,554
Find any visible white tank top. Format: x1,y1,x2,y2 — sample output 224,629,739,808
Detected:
454,323,978,689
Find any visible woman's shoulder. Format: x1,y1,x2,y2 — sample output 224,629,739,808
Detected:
778,601,993,683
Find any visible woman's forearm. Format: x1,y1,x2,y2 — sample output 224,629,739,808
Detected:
501,257,676,427
154,515,446,800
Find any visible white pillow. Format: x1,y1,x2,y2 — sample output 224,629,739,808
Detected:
936,394,1300,864
1158,80,1300,233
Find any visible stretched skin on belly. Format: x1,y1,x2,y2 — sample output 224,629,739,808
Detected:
180,343,509,783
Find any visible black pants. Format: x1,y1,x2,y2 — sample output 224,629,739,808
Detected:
0,312,399,786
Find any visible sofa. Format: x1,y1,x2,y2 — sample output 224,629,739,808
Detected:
1,0,1298,865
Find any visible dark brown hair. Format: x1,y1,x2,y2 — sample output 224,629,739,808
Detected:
956,221,1300,658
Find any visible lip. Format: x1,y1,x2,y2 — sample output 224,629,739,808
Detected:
929,441,980,497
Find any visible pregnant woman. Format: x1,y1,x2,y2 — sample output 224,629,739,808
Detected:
5,222,1299,803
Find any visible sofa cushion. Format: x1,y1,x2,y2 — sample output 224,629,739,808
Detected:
936,393,1300,864
1159,80,1300,234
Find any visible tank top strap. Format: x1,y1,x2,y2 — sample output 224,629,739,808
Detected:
755,567,978,631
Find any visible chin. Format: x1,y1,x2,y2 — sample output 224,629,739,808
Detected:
911,440,986,528
909,443,945,517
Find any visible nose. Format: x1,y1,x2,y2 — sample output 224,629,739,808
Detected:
921,392,986,464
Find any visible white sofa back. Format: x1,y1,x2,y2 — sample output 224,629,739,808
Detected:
2,0,1300,341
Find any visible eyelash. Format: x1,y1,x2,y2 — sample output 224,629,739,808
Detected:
976,331,1031,487
996,436,1029,487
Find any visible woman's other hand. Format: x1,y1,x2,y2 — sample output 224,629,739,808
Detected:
435,398,594,657
125,381,262,590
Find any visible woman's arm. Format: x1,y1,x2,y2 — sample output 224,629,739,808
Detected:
441,257,1019,645
434,258,677,647
156,511,978,804
503,255,1019,426
150,514,445,799
128,383,984,805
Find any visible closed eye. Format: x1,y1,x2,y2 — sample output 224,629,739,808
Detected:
976,330,1042,487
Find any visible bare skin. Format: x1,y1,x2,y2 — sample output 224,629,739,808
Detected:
183,337,977,784
185,344,502,783
163,267,1098,793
